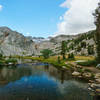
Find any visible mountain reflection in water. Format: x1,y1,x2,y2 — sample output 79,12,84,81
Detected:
0,63,95,100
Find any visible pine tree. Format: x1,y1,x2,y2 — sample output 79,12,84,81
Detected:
61,41,66,60
57,56,61,64
93,2,100,64
40,49,53,59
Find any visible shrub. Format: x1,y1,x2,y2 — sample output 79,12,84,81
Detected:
9,55,12,58
68,53,75,60
0,53,3,60
6,58,17,64
81,42,86,48
57,56,61,64
88,45,94,55
61,41,67,60
0,60,5,65
77,46,81,52
84,69,91,72
77,60,97,66
77,68,84,73
40,49,53,59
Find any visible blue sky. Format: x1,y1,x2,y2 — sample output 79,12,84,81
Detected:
0,0,66,38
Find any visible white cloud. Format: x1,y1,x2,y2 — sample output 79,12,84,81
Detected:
26,32,30,36
55,0,99,36
0,5,3,11
59,16,63,20
60,0,72,8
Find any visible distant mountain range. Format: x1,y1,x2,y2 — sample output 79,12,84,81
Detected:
0,27,96,56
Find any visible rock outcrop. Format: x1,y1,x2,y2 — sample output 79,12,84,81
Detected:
0,27,36,56
0,27,96,56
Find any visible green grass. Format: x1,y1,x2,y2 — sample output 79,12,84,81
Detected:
75,56,95,61
77,60,97,66
0,60,5,65
14,55,96,68
84,69,91,72
22,56,71,69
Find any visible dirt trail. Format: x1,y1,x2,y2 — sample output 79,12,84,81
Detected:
83,67,100,73
67,62,100,74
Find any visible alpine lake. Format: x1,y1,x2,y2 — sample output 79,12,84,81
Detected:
0,59,99,100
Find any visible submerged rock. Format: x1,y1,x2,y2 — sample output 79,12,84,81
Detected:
78,76,82,78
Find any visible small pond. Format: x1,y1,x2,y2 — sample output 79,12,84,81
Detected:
0,62,97,100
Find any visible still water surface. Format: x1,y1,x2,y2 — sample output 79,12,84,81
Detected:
0,63,94,100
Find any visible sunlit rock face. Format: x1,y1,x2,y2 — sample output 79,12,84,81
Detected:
0,27,36,56
0,27,96,56
0,27,74,56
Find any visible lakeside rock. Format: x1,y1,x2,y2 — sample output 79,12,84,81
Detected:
89,83,100,96
96,64,100,68
95,79,100,83
62,66,66,69
82,72,92,78
76,65,82,68
90,83,99,88
72,71,81,76
95,73,100,79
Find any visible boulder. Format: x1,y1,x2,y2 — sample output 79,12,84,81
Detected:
95,79,100,83
8,63,13,65
90,83,100,88
89,80,94,83
88,87,92,91
90,83,97,88
82,72,92,78
72,71,80,76
77,65,82,68
96,64,100,68
88,83,91,85
62,66,66,69
95,73,100,79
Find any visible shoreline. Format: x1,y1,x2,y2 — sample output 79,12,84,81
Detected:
12,56,100,97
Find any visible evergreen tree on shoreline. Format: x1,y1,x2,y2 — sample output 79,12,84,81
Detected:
61,41,67,60
93,2,100,64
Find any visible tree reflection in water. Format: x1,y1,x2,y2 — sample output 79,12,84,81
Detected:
0,63,95,100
